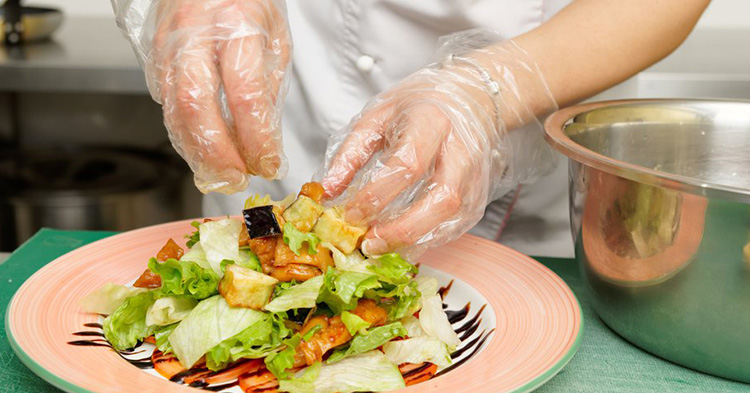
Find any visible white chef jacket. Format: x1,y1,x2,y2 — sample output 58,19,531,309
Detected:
204,0,575,258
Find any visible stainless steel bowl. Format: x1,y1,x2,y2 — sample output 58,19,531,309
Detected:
544,99,750,382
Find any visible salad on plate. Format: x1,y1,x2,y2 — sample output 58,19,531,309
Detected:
78,182,466,393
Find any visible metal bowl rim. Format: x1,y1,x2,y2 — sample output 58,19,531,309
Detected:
543,98,750,204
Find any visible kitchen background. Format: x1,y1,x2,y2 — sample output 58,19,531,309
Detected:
0,0,748,252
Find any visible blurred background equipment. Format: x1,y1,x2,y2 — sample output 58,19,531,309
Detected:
1,0,63,44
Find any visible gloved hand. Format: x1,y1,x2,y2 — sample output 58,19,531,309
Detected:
320,30,558,257
112,0,292,194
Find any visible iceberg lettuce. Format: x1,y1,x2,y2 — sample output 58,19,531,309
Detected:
283,222,321,256
265,275,324,313
326,322,406,364
205,313,291,371
199,218,242,277
79,283,146,315
383,336,452,368
103,291,156,350
145,296,198,326
317,269,381,314
321,243,370,274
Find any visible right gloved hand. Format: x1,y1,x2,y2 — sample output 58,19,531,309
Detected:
112,0,292,194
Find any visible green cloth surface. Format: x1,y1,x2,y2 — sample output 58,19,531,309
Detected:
2,229,748,393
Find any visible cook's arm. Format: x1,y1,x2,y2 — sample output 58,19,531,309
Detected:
515,0,709,108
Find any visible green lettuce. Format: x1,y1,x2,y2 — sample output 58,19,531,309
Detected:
326,322,406,364
180,242,211,270
418,290,461,350
184,220,201,248
383,336,452,368
237,248,262,272
148,258,219,300
340,311,371,336
283,222,320,256
205,313,292,371
168,295,266,368
321,243,371,274
279,351,405,393
154,323,177,354
370,280,421,321
317,269,381,314
265,275,324,313
79,283,146,315
145,296,198,326
103,291,156,350
199,218,243,276
367,253,418,284
265,333,304,379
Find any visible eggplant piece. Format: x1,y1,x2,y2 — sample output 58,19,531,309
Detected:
244,205,283,239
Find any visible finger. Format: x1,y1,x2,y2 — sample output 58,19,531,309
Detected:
343,103,451,224
321,102,394,199
166,35,248,194
362,134,482,255
219,34,284,179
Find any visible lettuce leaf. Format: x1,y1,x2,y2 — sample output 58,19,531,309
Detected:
148,258,219,300
280,351,405,393
419,294,461,350
265,275,324,313
265,333,304,379
184,220,201,248
321,243,371,274
244,193,295,209
180,242,211,270
317,269,381,314
326,322,406,364
145,296,198,326
103,291,156,350
369,280,421,321
154,323,177,354
168,295,266,368
237,248,262,272
205,313,292,371
199,218,242,277
340,311,371,336
367,253,417,284
79,283,146,315
283,222,320,256
383,336,452,368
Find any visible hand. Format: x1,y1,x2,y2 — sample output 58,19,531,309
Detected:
320,31,557,257
113,0,292,193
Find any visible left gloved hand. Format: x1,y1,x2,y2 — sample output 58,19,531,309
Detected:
320,30,558,257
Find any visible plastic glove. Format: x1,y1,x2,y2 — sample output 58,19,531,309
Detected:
112,0,292,194
320,30,558,257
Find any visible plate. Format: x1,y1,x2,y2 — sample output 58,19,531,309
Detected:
6,219,582,393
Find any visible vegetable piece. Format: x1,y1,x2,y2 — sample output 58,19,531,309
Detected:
244,205,284,239
418,292,461,350
244,193,295,210
179,242,211,270
383,336,452,368
148,258,220,300
270,263,322,282
400,363,438,386
145,296,198,326
340,311,371,336
326,322,407,364
185,220,201,248
154,323,177,354
299,182,325,203
239,366,280,393
283,195,325,232
205,313,292,370
237,248,263,272
152,349,185,379
321,243,371,274
317,269,381,314
168,295,266,368
275,240,334,272
265,275,324,313
283,222,321,256
218,264,279,310
368,253,418,284
79,283,146,315
312,207,367,254
279,351,405,393
265,333,305,378
200,218,243,276
103,291,156,350
248,236,279,274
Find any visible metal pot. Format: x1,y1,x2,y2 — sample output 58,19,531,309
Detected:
0,148,185,251
544,99,750,382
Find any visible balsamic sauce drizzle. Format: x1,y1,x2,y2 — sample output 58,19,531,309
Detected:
68,281,495,391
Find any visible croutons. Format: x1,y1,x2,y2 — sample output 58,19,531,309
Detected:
282,196,325,232
218,264,278,310
313,207,367,254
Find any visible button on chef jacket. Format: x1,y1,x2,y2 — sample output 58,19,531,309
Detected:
204,0,575,258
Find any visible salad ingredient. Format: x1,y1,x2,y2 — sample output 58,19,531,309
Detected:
283,195,325,232
168,295,266,368
369,253,418,284
134,238,185,288
237,248,263,272
154,323,176,353
148,258,219,300
418,289,461,350
322,243,370,274
313,207,367,254
180,242,211,270
275,241,334,273
239,367,280,393
340,311,371,335
245,205,285,239
133,269,162,289
317,269,381,314
279,351,405,393
299,182,325,203
399,363,439,386
205,313,291,370
219,264,278,309
326,322,406,364
199,218,243,276
145,296,198,326
152,349,185,379
79,283,146,315
383,336,452,367
248,236,279,273
271,263,323,282
283,223,322,256
103,291,156,350
244,193,296,210
265,275,324,313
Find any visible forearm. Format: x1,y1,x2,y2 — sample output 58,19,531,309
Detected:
513,0,709,107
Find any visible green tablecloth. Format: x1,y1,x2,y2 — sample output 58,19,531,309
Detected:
2,229,748,393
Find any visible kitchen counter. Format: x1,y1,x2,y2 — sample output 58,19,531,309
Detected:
2,229,749,393
0,17,748,99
